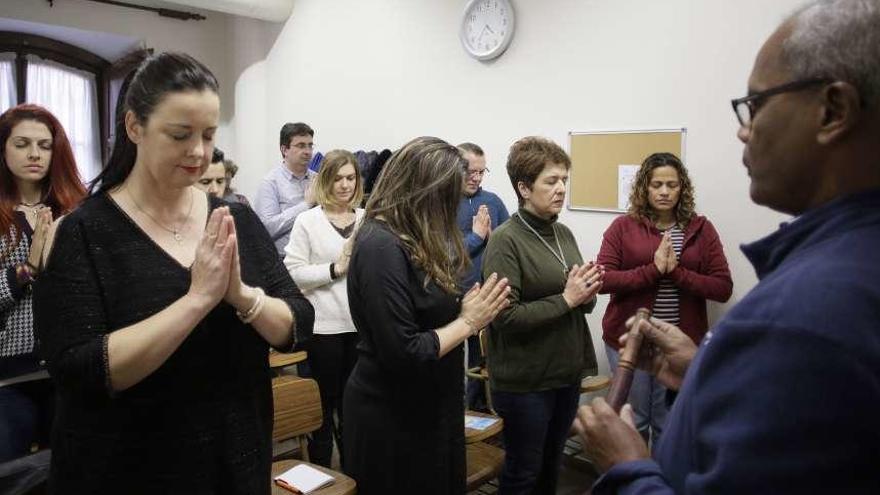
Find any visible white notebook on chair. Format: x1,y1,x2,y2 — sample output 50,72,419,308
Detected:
273,464,335,494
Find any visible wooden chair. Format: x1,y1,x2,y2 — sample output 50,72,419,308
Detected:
268,350,308,377
272,375,322,460
581,374,611,394
465,329,495,414
466,441,505,493
563,373,612,476
464,410,504,445
270,376,356,494
462,330,505,492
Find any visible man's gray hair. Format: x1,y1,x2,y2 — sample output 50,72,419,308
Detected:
457,142,484,157
783,0,880,108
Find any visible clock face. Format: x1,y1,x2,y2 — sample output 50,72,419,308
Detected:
460,0,515,61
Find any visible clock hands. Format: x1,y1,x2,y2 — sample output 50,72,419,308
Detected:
476,23,496,45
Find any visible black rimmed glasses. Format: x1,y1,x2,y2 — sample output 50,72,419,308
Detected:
731,78,831,127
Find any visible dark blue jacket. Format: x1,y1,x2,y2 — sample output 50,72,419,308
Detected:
456,188,510,289
595,189,880,495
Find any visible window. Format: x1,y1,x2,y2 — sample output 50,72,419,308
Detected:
0,32,110,184
27,55,102,182
0,53,15,114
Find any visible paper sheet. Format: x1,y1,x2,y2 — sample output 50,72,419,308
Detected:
465,415,499,431
274,464,334,494
618,164,640,210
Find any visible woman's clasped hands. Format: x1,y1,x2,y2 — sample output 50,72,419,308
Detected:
188,206,254,311
563,262,604,308
653,231,678,274
459,273,511,334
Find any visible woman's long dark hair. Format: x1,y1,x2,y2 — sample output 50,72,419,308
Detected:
0,104,87,257
91,52,219,195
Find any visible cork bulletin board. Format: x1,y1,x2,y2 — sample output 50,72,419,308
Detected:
568,129,686,212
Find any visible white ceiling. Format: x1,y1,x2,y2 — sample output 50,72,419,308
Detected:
0,16,142,62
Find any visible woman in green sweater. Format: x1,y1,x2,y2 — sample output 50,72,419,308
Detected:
482,136,603,494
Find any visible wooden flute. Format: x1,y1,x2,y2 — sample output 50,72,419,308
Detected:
606,308,651,413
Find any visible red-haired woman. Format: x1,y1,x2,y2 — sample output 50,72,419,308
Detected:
0,104,86,463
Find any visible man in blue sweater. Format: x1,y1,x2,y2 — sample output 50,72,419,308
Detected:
576,1,880,493
457,142,510,411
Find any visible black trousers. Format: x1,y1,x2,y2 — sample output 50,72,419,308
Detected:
306,332,359,468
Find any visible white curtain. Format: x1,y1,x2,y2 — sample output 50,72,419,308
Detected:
26,55,101,183
0,54,16,115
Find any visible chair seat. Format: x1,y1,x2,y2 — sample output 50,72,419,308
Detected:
271,459,356,495
466,442,504,491
581,375,611,393
465,410,504,444
269,350,308,370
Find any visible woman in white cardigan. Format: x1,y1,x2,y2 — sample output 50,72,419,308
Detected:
284,149,364,468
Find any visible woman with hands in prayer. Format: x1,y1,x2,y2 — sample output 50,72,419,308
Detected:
0,104,86,464
481,136,603,495
33,52,313,494
596,152,731,446
284,149,365,468
343,136,510,495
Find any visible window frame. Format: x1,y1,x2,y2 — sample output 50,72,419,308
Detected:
0,31,111,163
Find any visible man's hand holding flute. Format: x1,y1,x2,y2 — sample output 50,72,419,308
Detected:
573,314,698,472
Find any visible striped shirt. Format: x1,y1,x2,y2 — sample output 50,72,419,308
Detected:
653,225,685,325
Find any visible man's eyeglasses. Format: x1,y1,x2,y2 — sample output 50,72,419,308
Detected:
466,168,489,178
731,78,830,127
289,142,315,150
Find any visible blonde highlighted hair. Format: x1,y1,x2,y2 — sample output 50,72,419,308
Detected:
313,149,364,209
365,136,468,294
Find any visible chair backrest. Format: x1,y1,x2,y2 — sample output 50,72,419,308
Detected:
479,328,491,377
272,376,323,442
479,329,489,359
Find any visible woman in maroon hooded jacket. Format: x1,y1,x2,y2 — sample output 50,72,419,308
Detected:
597,152,732,445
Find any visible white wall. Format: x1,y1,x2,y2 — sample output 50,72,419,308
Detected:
232,0,804,374
224,15,281,198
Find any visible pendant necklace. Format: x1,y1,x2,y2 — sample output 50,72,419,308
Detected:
128,188,194,244
517,213,569,277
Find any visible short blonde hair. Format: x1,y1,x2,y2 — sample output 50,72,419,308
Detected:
313,149,364,209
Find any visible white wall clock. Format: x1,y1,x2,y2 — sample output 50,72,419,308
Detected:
459,0,516,61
